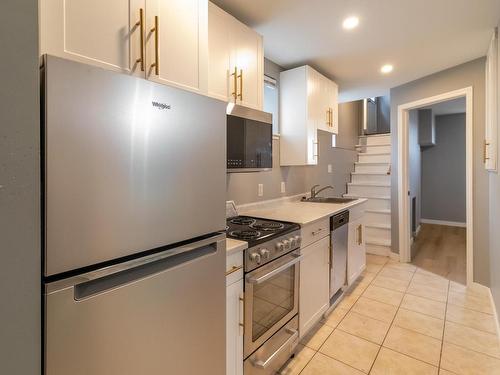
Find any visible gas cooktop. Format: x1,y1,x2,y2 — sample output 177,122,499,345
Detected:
226,216,300,247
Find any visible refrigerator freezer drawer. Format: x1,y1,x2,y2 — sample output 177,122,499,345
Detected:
45,235,226,375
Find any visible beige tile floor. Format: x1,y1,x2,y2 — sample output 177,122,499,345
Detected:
280,255,500,375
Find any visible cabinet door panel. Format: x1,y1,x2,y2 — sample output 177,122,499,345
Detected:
146,0,208,93
231,19,263,110
41,0,144,76
299,236,330,336
348,218,366,285
226,279,244,375
208,2,231,101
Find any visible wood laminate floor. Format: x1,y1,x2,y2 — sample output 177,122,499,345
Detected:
411,224,466,285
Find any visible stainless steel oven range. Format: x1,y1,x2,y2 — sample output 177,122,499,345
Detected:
226,216,302,375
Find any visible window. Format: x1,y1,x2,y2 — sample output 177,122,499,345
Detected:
264,75,279,134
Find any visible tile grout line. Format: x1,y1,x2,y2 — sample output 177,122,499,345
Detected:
367,261,418,374
437,276,450,372
298,259,389,373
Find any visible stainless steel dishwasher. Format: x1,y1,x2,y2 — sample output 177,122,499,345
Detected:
330,210,350,299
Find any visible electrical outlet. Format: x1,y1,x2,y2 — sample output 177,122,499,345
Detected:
328,164,332,173
281,181,286,193
258,184,264,197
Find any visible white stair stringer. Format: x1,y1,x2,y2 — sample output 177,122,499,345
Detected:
348,133,393,256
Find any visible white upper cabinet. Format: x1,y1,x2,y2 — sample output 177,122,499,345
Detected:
485,27,498,172
280,65,338,166
208,2,263,109
145,0,208,94
40,0,145,77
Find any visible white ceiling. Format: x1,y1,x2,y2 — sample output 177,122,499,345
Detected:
211,0,500,102
422,97,466,116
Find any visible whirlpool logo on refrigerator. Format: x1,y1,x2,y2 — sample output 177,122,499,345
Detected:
152,101,171,110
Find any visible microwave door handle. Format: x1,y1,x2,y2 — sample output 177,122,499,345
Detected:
246,254,302,285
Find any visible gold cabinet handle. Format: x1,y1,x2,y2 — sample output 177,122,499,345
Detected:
237,69,243,100
326,108,330,126
330,108,333,127
312,139,319,159
135,8,145,71
484,140,491,163
231,67,238,102
358,224,363,245
238,293,244,336
225,265,243,276
150,15,159,75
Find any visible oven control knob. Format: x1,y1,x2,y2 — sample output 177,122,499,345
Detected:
290,237,297,247
294,235,302,246
276,242,285,252
250,252,262,264
283,239,291,250
260,248,270,260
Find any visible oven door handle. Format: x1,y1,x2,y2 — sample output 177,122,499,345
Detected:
252,328,299,369
246,254,302,285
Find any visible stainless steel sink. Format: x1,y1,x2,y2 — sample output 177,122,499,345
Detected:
301,197,357,204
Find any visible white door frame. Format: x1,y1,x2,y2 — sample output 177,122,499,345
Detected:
397,87,474,286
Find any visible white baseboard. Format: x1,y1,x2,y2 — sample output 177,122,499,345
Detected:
476,283,500,348
420,218,466,228
415,225,422,236
389,252,400,262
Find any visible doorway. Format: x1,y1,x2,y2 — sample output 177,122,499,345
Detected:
397,88,473,286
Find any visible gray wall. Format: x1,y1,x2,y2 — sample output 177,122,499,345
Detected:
0,0,41,374
408,109,421,232
227,59,359,204
421,114,466,223
489,121,500,328
390,58,490,285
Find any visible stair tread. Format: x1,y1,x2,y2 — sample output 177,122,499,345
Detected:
356,143,391,147
365,223,391,229
365,209,391,214
352,171,390,175
348,182,391,187
355,161,390,165
358,152,391,156
359,133,391,138
365,238,392,246
344,194,391,200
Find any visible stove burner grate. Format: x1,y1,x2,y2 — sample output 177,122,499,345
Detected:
229,230,261,240
250,222,285,231
230,217,257,226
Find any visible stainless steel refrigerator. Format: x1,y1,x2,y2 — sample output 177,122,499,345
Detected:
42,56,227,375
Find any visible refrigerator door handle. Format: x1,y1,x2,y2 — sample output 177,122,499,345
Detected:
46,233,226,297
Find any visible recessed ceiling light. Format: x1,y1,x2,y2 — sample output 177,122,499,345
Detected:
380,64,394,74
342,16,359,30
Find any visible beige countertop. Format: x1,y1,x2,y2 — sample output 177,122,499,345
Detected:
226,238,247,255
239,198,368,225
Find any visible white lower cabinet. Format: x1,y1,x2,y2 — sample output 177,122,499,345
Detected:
226,277,243,375
299,236,330,337
347,217,366,285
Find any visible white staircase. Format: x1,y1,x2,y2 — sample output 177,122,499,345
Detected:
344,133,392,256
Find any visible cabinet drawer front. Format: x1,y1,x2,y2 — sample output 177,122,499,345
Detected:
226,251,244,285
301,217,329,248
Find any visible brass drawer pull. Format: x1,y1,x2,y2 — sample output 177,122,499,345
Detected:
135,8,145,71
237,69,243,100
225,265,243,276
150,15,159,75
231,67,238,102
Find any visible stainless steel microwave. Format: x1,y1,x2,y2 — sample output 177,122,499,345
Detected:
227,104,273,172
